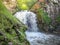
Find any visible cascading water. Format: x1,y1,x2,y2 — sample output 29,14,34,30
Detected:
14,10,60,45
14,10,39,32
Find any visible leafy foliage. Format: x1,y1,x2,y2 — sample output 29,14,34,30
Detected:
0,0,29,45
17,0,37,10
37,8,51,25
56,15,60,24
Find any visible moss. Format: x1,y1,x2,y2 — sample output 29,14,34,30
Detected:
36,8,52,32
37,8,51,25
56,15,60,24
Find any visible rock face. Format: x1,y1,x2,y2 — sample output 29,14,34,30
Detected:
33,0,60,33
45,0,60,33
3,0,17,13
45,0,60,24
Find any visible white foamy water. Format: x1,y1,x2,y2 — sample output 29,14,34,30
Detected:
14,10,39,32
14,10,60,45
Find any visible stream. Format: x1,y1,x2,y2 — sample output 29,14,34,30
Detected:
14,10,60,45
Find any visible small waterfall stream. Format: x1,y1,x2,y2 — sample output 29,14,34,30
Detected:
14,10,60,45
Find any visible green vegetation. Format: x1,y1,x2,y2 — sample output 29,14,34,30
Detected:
56,15,60,24
0,0,29,45
0,0,60,44
17,0,37,10
37,8,51,25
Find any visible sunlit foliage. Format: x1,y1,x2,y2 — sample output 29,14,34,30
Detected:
17,0,37,10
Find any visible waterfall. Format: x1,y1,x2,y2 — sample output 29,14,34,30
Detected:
14,10,60,45
14,10,39,32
